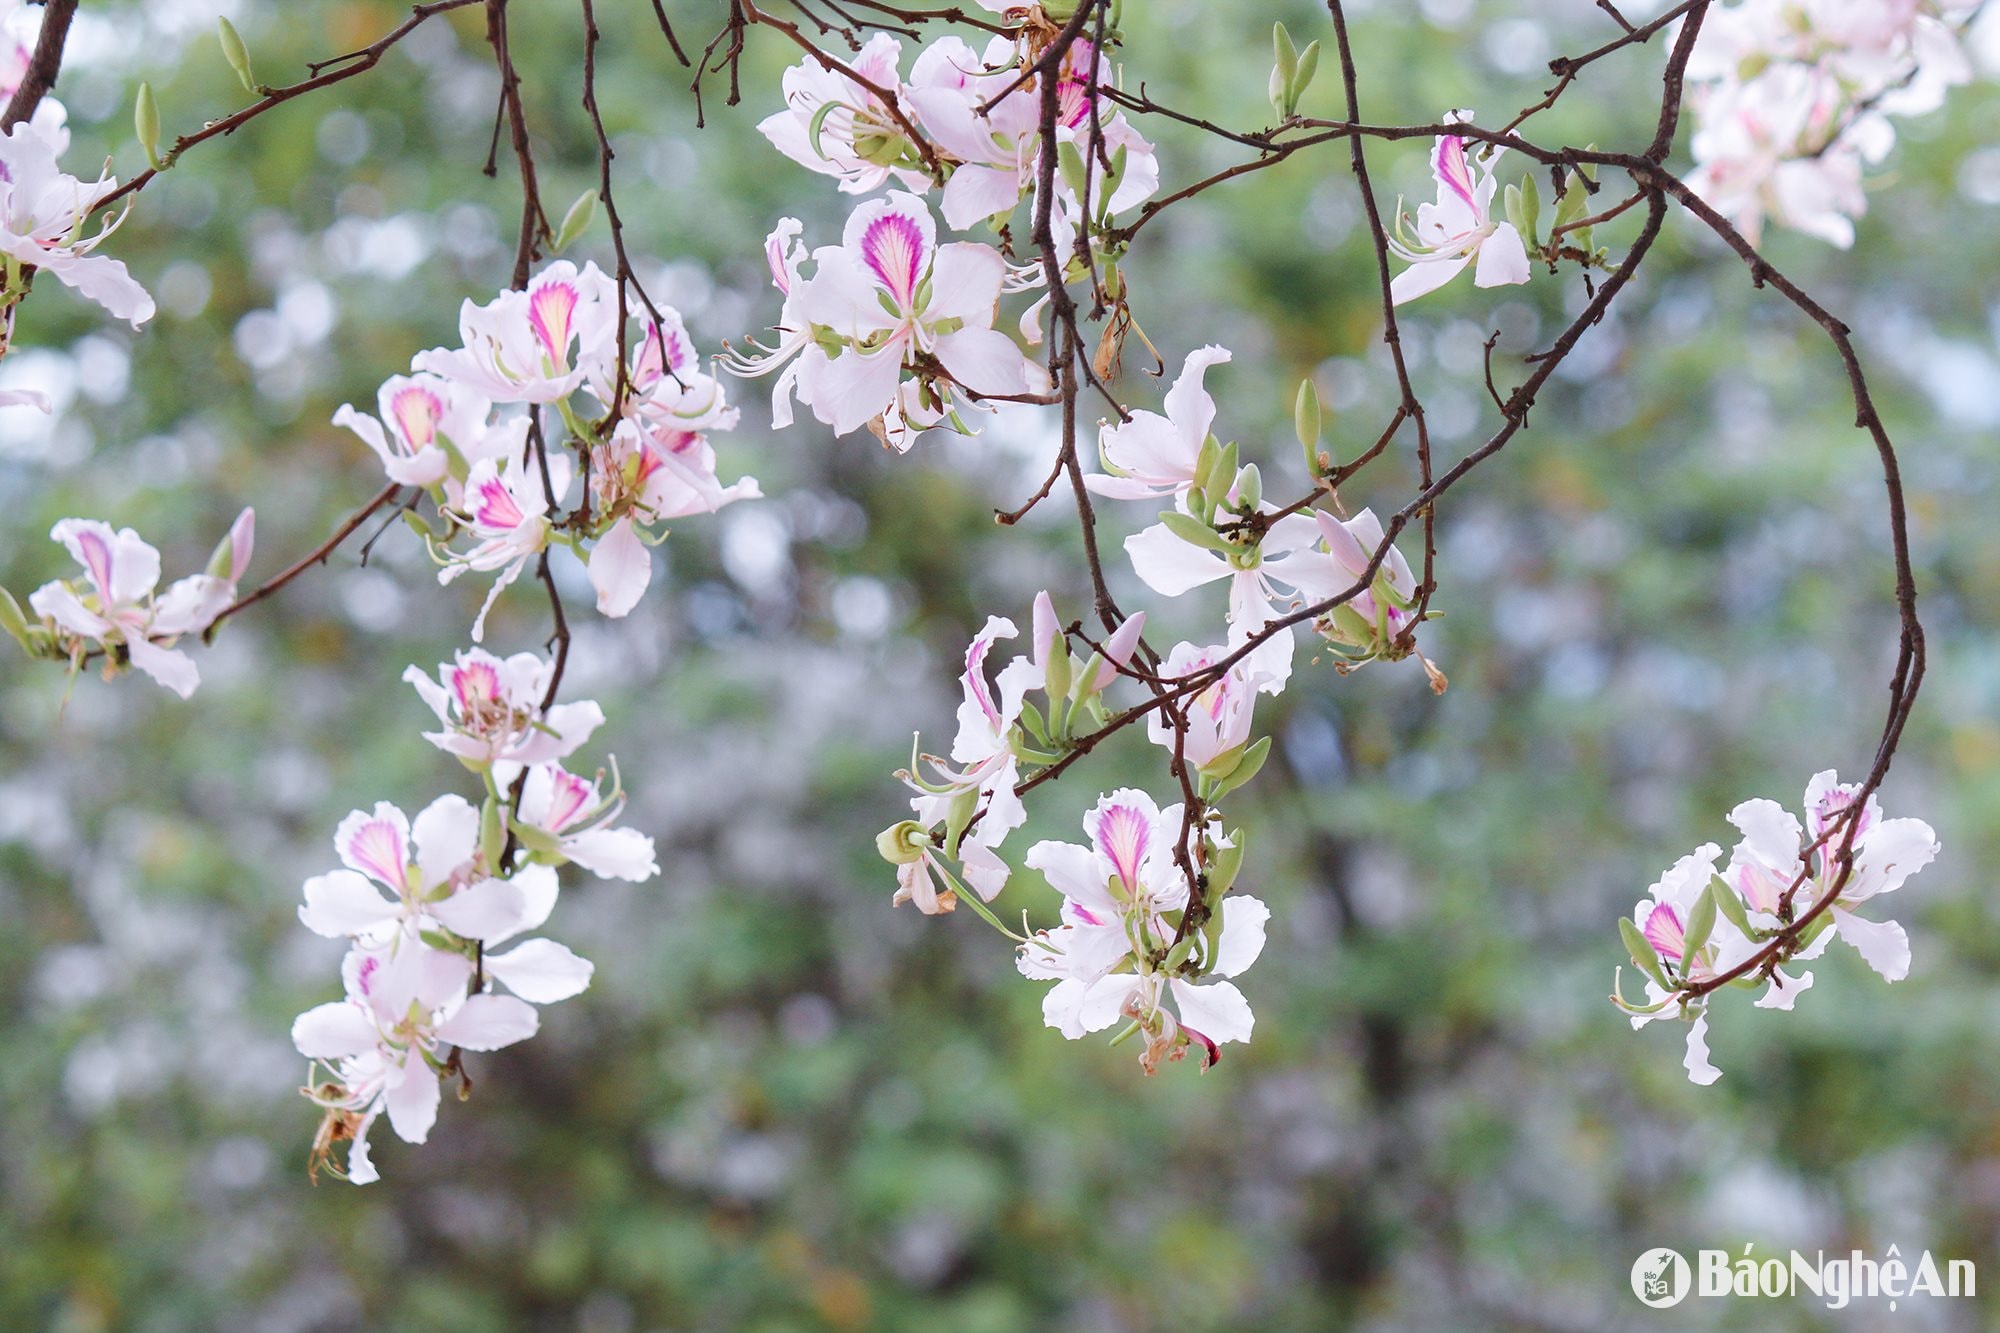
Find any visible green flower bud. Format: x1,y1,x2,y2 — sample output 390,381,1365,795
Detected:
218,17,256,94
135,82,162,169
553,190,597,254
1618,915,1670,991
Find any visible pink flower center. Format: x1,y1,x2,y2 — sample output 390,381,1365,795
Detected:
473,475,526,531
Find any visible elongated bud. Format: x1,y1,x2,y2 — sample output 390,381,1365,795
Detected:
1618,916,1670,991
1680,882,1719,964
942,787,978,856
135,83,161,169
1291,39,1320,110
1091,611,1146,690
1233,463,1262,511
1270,22,1298,119
206,507,256,583
218,17,256,93
553,190,597,254
1208,735,1271,801
1294,378,1321,473
1207,830,1246,897
1516,171,1542,248
1156,509,1232,555
479,796,505,869
1712,876,1755,938
876,820,933,865
1057,140,1088,200
0,584,33,654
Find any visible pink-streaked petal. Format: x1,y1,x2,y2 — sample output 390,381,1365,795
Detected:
336,803,412,891
1089,797,1152,895
1642,902,1684,963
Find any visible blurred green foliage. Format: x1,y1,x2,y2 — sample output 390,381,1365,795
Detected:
3,1,1999,1328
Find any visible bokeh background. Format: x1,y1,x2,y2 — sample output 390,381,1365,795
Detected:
3,0,1999,1327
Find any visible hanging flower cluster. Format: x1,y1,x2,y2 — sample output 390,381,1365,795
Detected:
1683,0,1980,246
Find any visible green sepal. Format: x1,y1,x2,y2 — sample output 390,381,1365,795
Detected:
1206,735,1271,801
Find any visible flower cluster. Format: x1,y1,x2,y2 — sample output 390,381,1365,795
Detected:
1018,790,1269,1072
281,256,757,1181
1684,0,1979,247
7,510,253,699
1614,771,1939,1084
729,25,1162,449
292,657,654,1182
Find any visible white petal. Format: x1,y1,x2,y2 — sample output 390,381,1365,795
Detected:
429,877,528,942
1754,967,1815,1011
298,871,400,938
1833,908,1910,982
485,938,595,1003
1683,1014,1722,1086
435,993,540,1050
384,1059,442,1144
587,517,652,618
411,794,480,889
290,1002,377,1060
1123,522,1227,598
1171,978,1255,1045
1211,896,1271,979
563,826,658,882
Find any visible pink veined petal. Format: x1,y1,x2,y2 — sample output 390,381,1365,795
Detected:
298,870,401,938
1432,135,1479,214
857,201,931,311
336,803,412,891
389,383,444,450
384,1056,443,1144
484,938,595,1004
1090,797,1152,895
290,1001,378,1060
587,517,653,618
435,992,541,1051
1641,902,1685,963
527,279,580,369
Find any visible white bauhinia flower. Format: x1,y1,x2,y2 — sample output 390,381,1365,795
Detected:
1388,121,1530,305
414,260,618,405
403,647,605,771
